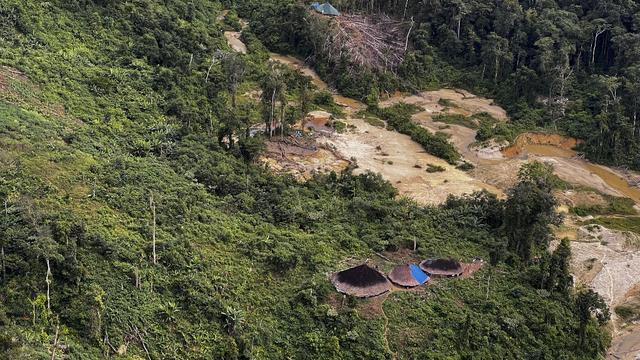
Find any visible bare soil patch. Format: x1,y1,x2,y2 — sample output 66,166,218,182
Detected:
260,137,348,180
382,89,508,122
502,132,580,157
224,31,247,54
555,189,608,208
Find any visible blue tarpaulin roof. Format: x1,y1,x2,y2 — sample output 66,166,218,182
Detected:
311,2,340,16
409,264,429,285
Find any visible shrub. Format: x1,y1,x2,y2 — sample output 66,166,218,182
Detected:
426,164,445,173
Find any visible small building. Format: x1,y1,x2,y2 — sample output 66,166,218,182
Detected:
331,264,391,297
419,258,464,277
388,264,430,287
311,2,341,16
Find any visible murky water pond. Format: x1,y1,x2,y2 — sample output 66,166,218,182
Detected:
510,141,640,203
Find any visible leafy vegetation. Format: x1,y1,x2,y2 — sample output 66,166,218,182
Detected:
0,1,614,359
433,113,478,129
425,164,445,173
614,304,640,322
570,196,637,216
584,216,640,234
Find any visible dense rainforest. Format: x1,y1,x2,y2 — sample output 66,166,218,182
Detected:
242,0,640,170
0,0,614,359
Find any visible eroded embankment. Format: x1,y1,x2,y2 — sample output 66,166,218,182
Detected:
501,132,580,157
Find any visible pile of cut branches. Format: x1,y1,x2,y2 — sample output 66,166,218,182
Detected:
313,13,409,72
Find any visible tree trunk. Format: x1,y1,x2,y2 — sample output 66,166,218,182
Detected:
46,258,52,311
633,99,638,137
1,245,5,282
206,55,217,83
402,0,409,20
280,102,286,140
135,268,141,289
50,324,59,360
404,17,414,52
150,194,157,265
591,29,606,66
456,17,461,40
270,89,276,137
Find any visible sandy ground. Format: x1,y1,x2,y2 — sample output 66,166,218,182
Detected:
382,89,508,121
224,31,247,54
572,225,640,307
220,10,249,54
261,138,348,179
382,91,637,200
321,117,500,204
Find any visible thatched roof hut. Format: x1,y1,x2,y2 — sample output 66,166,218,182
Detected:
388,264,430,287
331,264,391,297
419,258,463,277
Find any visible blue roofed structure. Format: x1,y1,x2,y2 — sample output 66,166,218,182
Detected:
388,263,430,287
409,264,429,285
311,2,340,16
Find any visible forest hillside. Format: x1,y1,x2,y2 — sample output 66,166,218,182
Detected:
0,1,630,359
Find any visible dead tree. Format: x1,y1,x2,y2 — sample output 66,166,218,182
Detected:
405,17,414,52
46,258,52,310
591,22,609,66
2,199,7,281
50,323,60,360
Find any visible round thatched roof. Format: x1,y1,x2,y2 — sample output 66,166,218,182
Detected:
388,264,430,287
419,258,463,277
331,264,391,297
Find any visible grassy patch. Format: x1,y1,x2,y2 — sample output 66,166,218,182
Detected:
614,304,640,322
437,98,456,108
476,120,527,143
583,217,640,234
332,120,347,133
369,103,461,164
433,113,478,129
456,161,475,171
570,196,637,216
364,116,386,128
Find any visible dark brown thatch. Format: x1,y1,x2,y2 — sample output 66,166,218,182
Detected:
386,264,423,287
331,264,391,297
419,258,463,277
